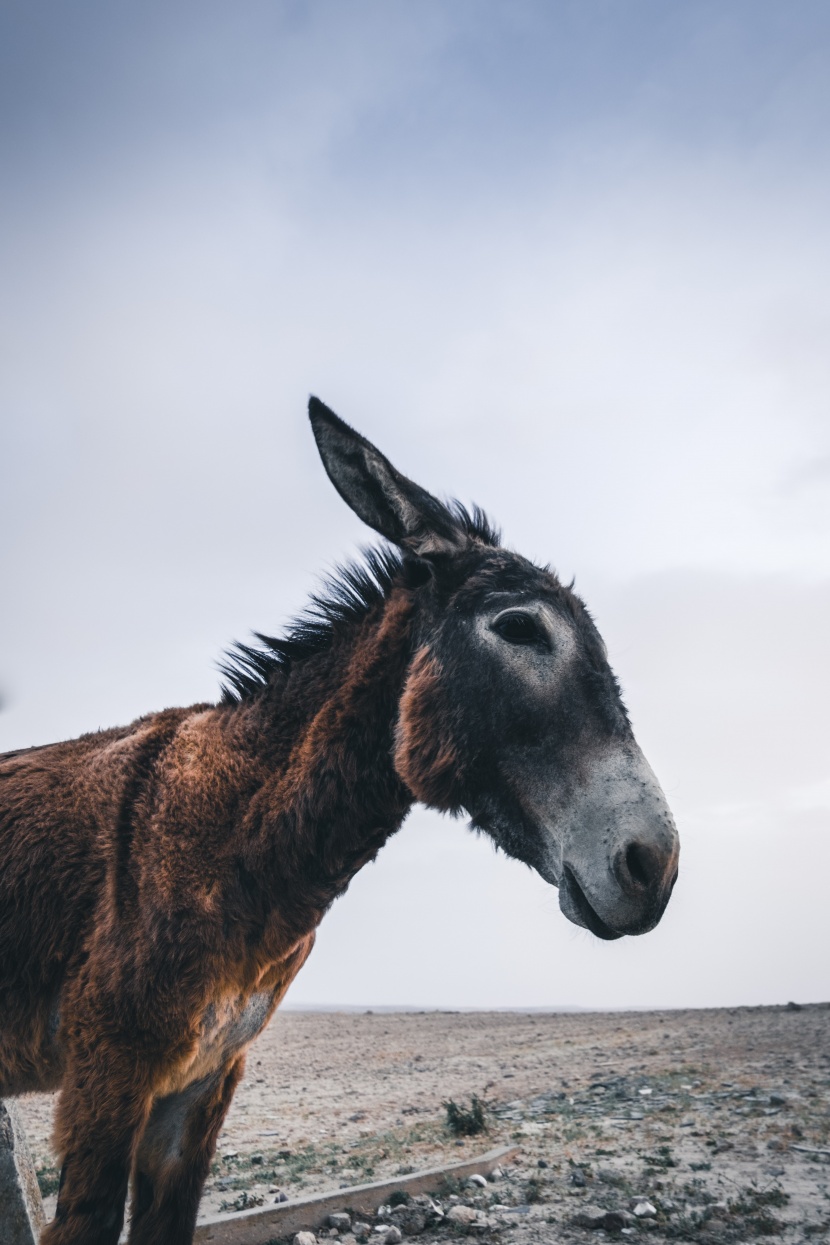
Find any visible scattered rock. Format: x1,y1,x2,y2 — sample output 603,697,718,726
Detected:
328,1213,352,1232
472,1216,496,1233
221,1150,238,1160
573,1207,629,1231
537,1158,548,1169
384,1229,402,1245
250,1153,264,1165
294,1233,317,1245
488,1167,503,1182
466,1173,487,1188
446,1205,479,1226
633,1200,657,1218
597,1168,625,1187
353,1224,371,1243
389,1205,427,1235
570,1167,587,1187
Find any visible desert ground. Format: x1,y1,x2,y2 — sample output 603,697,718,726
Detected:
15,1003,830,1242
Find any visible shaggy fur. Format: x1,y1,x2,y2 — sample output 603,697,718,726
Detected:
0,399,676,1245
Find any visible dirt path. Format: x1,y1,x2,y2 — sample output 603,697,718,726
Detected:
15,1003,830,1239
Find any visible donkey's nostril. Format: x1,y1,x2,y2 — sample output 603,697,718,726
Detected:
620,841,662,893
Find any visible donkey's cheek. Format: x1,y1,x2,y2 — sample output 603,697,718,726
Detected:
393,648,465,811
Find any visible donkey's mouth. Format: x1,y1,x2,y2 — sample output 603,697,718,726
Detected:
559,867,623,941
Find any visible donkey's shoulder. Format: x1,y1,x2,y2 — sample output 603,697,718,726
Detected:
2,704,209,767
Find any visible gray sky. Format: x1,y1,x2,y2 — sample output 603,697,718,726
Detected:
2,1,829,1009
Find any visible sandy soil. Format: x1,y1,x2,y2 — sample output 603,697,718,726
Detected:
15,1003,830,1241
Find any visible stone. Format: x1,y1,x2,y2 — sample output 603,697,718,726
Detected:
633,1200,657,1218
389,1205,427,1235
446,1205,479,1226
471,1216,496,1234
294,1233,317,1245
570,1166,587,1187
353,1223,371,1243
601,1211,629,1232
384,1229,403,1245
222,1150,239,1160
251,1153,264,1165
466,1173,487,1188
329,1213,352,1231
0,1100,46,1245
573,1207,629,1231
488,1167,503,1182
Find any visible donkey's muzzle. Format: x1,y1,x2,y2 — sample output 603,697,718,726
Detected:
608,838,679,934
614,840,678,902
546,740,680,938
560,840,678,938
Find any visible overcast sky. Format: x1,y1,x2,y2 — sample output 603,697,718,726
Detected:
2,1,829,1010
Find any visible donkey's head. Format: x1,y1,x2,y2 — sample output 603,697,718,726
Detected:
310,398,679,940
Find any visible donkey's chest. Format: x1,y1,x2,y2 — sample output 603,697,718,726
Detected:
165,989,275,1093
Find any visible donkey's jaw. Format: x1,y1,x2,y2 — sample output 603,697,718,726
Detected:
558,867,623,941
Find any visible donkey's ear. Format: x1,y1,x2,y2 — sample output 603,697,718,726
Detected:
309,397,467,557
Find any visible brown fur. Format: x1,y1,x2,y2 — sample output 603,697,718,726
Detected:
1,589,419,1244
393,646,463,811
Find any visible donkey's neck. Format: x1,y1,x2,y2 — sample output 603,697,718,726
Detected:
235,589,417,930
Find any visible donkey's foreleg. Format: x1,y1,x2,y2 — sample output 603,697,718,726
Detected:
43,1043,156,1245
127,1056,245,1245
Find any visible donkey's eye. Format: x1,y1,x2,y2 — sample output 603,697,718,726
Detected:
493,612,545,646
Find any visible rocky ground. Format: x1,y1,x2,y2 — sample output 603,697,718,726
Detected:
15,1003,830,1242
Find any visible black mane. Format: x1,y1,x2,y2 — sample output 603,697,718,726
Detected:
219,502,499,703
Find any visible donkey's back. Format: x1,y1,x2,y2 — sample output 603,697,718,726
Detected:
0,708,192,1094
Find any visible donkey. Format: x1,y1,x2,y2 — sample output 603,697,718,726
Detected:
0,399,679,1245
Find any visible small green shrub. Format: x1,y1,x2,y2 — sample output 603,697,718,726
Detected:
443,1095,487,1136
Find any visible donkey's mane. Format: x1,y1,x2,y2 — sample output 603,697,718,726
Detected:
220,502,499,703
